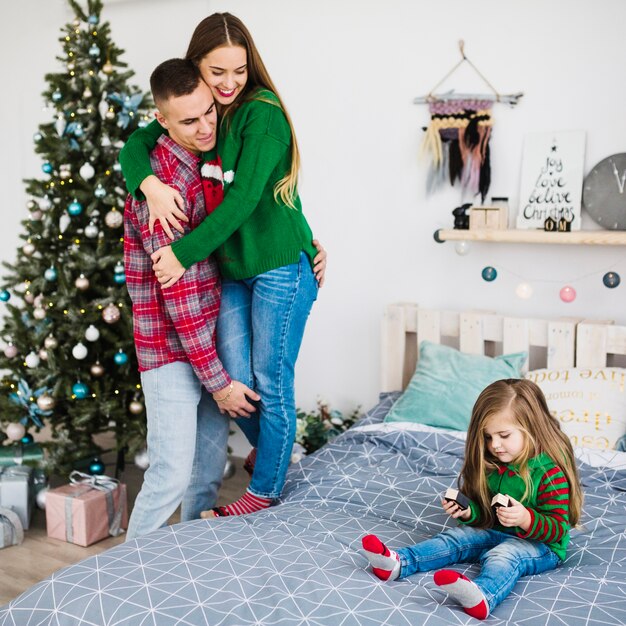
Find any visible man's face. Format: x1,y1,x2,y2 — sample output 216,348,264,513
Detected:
155,80,217,154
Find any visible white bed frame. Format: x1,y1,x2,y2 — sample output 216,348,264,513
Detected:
381,303,626,392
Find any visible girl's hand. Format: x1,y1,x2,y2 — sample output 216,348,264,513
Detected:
151,245,185,288
312,239,327,287
496,496,531,531
212,380,261,418
442,498,471,521
140,175,189,239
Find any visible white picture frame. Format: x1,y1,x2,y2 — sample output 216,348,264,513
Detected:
516,130,586,230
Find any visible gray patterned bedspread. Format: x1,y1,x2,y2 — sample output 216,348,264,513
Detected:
1,393,625,625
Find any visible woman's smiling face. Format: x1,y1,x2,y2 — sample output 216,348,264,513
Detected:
199,45,248,107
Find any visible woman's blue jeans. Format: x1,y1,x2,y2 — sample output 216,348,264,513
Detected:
216,252,318,499
396,525,561,612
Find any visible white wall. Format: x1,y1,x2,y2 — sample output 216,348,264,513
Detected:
2,0,625,429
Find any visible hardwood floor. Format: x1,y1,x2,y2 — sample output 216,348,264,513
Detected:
0,456,248,606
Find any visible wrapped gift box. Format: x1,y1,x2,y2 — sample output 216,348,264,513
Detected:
0,465,34,529
0,442,44,467
0,506,24,549
46,472,127,546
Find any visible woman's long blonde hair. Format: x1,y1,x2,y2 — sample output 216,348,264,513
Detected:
460,379,583,529
186,13,300,208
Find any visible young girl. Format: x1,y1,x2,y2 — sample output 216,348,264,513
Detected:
361,379,583,620
119,13,323,517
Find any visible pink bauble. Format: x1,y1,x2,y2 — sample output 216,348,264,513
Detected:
4,344,18,358
559,285,576,303
6,422,26,441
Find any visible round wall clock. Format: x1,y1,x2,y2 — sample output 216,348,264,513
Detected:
582,153,626,230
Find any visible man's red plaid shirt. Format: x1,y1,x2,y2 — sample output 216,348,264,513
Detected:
123,135,230,393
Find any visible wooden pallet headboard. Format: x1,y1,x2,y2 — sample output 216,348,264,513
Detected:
381,303,626,392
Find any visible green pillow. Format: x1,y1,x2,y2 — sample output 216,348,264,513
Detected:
384,341,527,430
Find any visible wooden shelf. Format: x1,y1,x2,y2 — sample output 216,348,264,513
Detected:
434,229,626,246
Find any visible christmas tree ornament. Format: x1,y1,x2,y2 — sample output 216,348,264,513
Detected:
102,60,114,74
114,349,128,365
73,123,84,138
25,351,41,368
72,342,88,360
104,209,123,228
113,162,122,172
84,221,99,238
129,400,144,415
59,164,71,179
6,422,26,441
44,335,58,349
33,294,44,308
33,307,47,320
67,199,83,216
4,343,18,358
44,266,57,281
98,98,109,119
559,285,576,303
94,183,106,198
88,457,105,474
22,242,35,256
42,162,53,174
79,161,95,180
88,13,99,25
24,292,35,304
113,262,126,284
0,289,10,301
59,213,71,233
38,348,48,361
105,109,115,120
72,381,89,399
21,432,34,444
30,210,42,221
39,195,52,211
603,272,621,288
102,303,121,324
454,240,470,256
515,282,533,300
52,90,62,102
75,274,90,290
82,86,93,99
26,199,37,210
90,361,105,377
55,114,67,136
36,487,49,510
85,324,100,342
134,449,149,470
88,43,100,57
37,394,56,411
33,131,43,142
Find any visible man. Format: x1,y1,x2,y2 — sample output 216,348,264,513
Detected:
123,58,258,539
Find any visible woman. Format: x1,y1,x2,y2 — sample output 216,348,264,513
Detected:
119,13,325,517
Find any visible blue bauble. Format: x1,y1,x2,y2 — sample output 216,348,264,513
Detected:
67,199,83,216
603,272,621,289
88,458,105,475
52,90,62,102
481,266,498,282
94,185,106,198
73,124,84,138
114,273,126,285
72,382,89,399
87,14,99,24
33,132,43,142
89,44,100,57
44,267,58,281
113,162,122,172
114,350,129,365
42,162,53,174
0,289,10,302
21,433,34,445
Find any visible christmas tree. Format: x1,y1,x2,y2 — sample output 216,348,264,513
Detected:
0,0,152,474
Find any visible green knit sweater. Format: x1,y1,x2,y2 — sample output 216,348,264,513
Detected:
463,453,572,560
118,89,316,279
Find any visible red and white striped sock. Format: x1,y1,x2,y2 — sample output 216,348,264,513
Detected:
203,489,272,518
361,534,401,581
433,569,489,620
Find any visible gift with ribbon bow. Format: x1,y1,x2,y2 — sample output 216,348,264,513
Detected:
45,470,127,546
0,442,45,467
0,465,36,529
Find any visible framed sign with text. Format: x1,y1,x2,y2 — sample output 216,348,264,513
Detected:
516,130,586,230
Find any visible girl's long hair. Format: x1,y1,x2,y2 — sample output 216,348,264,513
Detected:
186,12,300,208
460,379,583,529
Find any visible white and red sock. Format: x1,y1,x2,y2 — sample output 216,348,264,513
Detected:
433,569,489,620
211,489,272,517
361,534,401,581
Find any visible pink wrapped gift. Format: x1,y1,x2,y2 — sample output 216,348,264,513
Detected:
45,471,127,546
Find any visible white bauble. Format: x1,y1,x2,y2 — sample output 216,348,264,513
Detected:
84,222,99,238
72,342,88,360
33,307,47,320
134,449,150,470
22,242,35,256
79,162,95,180
59,214,71,233
44,335,58,349
39,195,52,211
85,324,100,342
25,351,40,368
75,274,90,291
104,210,123,229
6,422,26,441
36,487,49,510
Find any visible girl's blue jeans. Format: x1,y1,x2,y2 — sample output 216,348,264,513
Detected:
396,525,561,612
216,252,318,499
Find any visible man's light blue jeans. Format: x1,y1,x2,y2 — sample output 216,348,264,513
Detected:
396,525,561,612
216,252,318,499
126,361,230,540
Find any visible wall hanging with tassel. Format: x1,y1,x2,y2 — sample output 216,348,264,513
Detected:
414,41,523,201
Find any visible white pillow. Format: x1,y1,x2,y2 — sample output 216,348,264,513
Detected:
526,367,626,450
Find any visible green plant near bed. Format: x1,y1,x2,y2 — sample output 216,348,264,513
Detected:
295,401,361,455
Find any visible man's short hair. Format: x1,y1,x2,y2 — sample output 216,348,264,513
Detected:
150,58,203,106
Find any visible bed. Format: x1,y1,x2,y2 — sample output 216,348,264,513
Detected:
1,303,625,626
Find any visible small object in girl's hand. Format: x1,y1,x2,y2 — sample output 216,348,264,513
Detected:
491,493,511,508
444,487,470,510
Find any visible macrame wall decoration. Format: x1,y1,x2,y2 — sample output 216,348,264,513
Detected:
414,41,523,202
